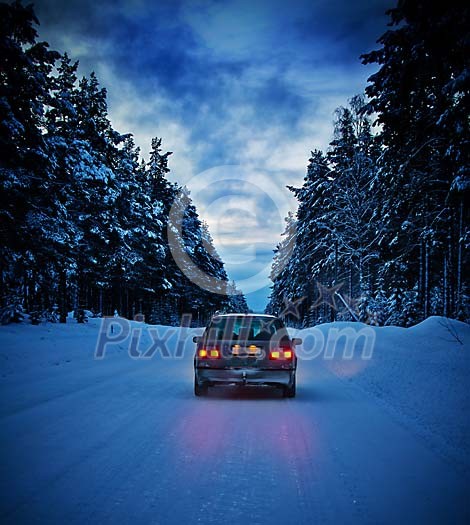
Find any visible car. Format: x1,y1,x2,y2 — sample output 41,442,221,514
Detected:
193,313,302,397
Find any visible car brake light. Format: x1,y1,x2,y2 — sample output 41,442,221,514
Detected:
269,349,294,360
198,348,220,359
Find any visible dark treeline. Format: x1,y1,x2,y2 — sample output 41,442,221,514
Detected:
267,1,469,327
0,1,248,325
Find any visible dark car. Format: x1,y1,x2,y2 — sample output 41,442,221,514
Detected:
193,313,302,397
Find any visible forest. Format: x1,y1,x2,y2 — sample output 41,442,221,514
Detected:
267,1,469,326
0,1,468,327
0,1,248,325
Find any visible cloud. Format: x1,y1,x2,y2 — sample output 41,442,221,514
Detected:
33,0,392,309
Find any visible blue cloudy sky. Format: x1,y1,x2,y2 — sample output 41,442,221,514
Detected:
34,0,392,311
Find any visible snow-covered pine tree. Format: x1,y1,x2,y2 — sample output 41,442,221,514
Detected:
0,3,240,325
361,0,469,322
227,280,249,314
326,96,381,309
0,1,60,312
270,97,380,326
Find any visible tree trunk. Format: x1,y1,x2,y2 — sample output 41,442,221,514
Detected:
456,200,463,315
334,241,338,284
424,240,429,318
447,231,453,316
0,251,4,308
59,268,67,323
419,240,424,305
23,269,28,312
99,288,103,316
443,255,448,318
348,264,353,300
358,256,363,295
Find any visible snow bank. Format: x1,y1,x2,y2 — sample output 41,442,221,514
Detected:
0,319,103,377
0,318,203,378
296,316,470,469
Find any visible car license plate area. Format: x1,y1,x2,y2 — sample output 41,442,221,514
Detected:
231,345,261,355
231,345,262,366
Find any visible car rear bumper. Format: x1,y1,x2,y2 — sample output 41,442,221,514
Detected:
195,367,294,386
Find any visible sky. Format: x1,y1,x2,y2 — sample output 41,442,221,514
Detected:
33,0,393,312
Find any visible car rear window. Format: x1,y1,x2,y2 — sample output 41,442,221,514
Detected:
205,316,286,341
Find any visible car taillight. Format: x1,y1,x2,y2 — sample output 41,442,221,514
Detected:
269,349,294,360
198,348,220,359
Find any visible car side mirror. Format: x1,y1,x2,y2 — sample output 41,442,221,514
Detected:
193,335,202,344
292,338,302,346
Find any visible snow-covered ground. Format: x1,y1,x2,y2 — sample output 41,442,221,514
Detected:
293,317,470,470
0,317,469,524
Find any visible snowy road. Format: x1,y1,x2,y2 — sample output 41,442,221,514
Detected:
0,320,469,524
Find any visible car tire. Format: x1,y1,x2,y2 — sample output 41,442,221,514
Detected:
194,375,208,397
283,376,296,398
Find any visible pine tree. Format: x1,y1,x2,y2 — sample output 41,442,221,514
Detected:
0,3,242,325
362,0,469,321
0,0,60,311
